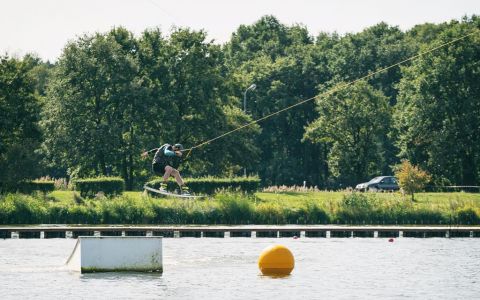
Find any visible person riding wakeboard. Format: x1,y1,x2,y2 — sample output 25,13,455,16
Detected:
141,143,190,195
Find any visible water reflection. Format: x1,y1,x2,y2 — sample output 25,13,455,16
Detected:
258,274,292,279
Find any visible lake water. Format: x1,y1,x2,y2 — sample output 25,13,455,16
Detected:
0,238,479,299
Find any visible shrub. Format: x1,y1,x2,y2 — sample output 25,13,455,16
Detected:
254,202,285,224
145,176,260,195
394,160,431,201
47,202,69,223
341,192,375,209
335,193,383,224
0,193,48,224
73,177,125,198
19,180,55,195
456,207,480,225
73,192,85,204
299,201,330,224
413,209,447,225
0,180,54,195
216,192,254,224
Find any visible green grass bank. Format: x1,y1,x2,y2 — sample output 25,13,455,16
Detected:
0,191,479,225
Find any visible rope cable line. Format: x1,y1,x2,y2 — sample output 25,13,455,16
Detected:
182,29,479,154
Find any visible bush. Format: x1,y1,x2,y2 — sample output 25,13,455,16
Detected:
456,208,480,225
73,177,125,198
19,180,55,195
299,201,330,224
402,209,447,225
0,180,54,194
394,160,431,201
341,192,375,209
145,176,261,195
0,194,48,224
216,192,254,224
254,202,286,224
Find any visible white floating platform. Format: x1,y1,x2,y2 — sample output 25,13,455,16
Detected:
66,236,163,273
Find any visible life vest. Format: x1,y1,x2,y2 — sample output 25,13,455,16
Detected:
153,144,181,168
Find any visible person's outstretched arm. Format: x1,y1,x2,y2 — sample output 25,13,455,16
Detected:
141,148,159,158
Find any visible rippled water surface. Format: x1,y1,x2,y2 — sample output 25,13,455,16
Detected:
1,238,479,299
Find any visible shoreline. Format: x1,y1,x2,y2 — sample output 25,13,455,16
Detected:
1,224,479,239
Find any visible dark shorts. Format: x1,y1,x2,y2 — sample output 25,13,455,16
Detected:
152,163,167,176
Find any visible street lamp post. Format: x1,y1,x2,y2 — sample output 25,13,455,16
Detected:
243,84,256,114
243,84,256,177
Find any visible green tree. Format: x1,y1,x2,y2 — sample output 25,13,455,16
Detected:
245,52,327,185
326,22,412,103
304,81,391,186
42,28,147,189
225,15,312,67
42,27,259,188
138,28,260,177
395,18,480,185
224,16,328,185
0,55,42,190
320,23,412,180
22,54,54,97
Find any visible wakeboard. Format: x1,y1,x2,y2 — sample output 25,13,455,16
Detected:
143,185,205,199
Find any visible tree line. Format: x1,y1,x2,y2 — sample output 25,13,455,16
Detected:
1,15,479,190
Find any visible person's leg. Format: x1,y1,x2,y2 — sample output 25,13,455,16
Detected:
156,165,172,191
163,166,187,194
169,168,184,186
163,165,174,182
172,169,190,194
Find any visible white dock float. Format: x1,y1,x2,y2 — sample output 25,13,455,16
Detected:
66,236,163,273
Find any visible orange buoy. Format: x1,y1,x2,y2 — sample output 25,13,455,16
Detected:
258,244,294,276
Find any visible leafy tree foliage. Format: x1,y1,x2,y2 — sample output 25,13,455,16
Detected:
42,28,150,189
325,22,412,103
136,28,260,177
224,16,325,185
395,18,480,185
0,55,42,189
146,28,259,176
41,27,259,188
225,15,312,66
304,81,391,186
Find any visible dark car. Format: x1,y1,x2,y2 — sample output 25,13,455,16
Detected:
355,176,399,192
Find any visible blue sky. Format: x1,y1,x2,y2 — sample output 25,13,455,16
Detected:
1,0,479,61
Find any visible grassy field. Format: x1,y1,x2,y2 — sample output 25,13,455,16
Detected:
0,190,479,225
255,191,480,210
48,189,480,202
